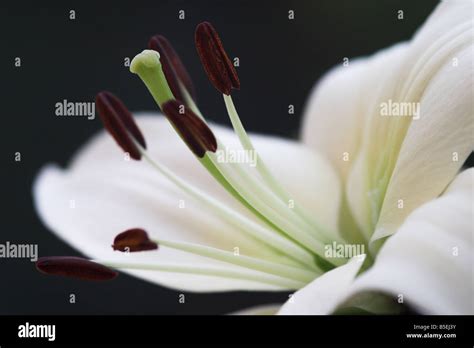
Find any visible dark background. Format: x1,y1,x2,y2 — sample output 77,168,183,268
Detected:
1,0,440,314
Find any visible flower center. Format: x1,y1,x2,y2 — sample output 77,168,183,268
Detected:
37,22,360,289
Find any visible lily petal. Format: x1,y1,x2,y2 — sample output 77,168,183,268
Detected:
372,42,474,245
345,168,474,314
301,43,407,181
34,114,340,292
231,304,282,315
277,255,366,315
301,42,408,243
302,1,473,241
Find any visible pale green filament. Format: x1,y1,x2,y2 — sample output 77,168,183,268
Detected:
98,260,305,289
223,94,289,199
187,89,327,245
181,84,204,119
129,49,347,270
200,153,346,266
155,238,319,282
136,144,320,271
188,85,342,245
185,88,322,244
186,84,345,252
223,94,342,243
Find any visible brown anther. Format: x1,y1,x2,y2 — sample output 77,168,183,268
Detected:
112,228,158,252
36,256,118,281
148,35,197,102
162,100,217,158
96,91,146,160
195,21,240,95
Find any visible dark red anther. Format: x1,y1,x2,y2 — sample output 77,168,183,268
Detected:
195,22,240,95
149,35,197,102
112,228,158,252
36,256,118,281
96,91,146,160
162,100,217,158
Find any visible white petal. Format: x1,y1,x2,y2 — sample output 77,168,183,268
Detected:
230,304,282,315
372,43,474,244
340,43,410,239
301,43,408,242
34,114,340,292
346,169,474,314
300,57,367,181
300,2,473,170
277,255,366,315
301,44,407,181
399,0,474,72
345,0,474,238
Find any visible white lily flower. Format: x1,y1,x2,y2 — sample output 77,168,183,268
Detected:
34,1,473,314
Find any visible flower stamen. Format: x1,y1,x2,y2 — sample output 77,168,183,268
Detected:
133,142,319,270
95,93,316,268
111,229,318,283
221,94,342,242
112,228,158,252
148,35,197,102
36,256,118,281
128,26,345,267
97,260,305,289
162,100,217,158
195,22,240,95
96,91,146,160
193,22,343,244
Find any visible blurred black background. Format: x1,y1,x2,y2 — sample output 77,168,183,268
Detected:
1,0,439,314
